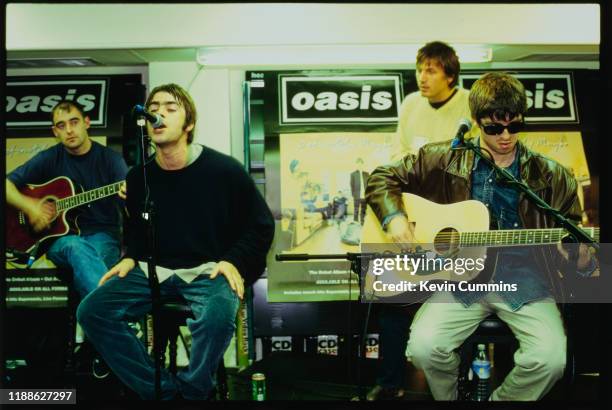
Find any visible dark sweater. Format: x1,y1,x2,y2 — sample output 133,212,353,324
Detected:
124,145,274,286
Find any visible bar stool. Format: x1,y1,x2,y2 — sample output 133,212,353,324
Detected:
456,310,575,401
456,315,518,401
157,299,229,400
60,269,79,388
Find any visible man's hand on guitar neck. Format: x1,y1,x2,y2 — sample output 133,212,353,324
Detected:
386,214,418,246
118,182,127,200
99,258,136,286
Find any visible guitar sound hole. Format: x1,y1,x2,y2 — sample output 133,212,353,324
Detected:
434,228,460,255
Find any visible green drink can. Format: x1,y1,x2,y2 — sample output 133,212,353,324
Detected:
252,373,266,401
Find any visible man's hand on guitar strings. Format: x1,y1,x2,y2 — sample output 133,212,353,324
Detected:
25,197,55,232
386,214,419,249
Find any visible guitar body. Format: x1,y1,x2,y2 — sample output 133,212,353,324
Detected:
360,193,599,303
6,176,77,255
361,193,492,300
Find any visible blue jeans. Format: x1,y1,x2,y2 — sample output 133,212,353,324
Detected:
47,232,121,299
76,267,240,400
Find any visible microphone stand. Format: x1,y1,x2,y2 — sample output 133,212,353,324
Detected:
275,252,378,401
452,137,598,249
135,116,163,400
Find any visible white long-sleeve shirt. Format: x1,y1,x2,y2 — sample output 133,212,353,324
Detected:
391,88,476,162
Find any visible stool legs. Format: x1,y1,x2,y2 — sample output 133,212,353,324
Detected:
161,321,229,401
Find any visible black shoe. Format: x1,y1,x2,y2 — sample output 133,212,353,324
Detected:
92,355,110,379
353,385,405,401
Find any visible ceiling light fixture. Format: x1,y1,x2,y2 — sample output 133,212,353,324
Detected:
196,44,492,67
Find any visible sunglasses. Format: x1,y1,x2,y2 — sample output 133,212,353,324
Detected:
480,121,524,135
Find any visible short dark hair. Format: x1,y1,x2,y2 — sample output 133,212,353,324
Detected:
51,100,86,123
145,83,197,143
469,72,528,123
416,41,460,88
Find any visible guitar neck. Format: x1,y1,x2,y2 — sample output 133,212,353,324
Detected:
56,181,124,212
459,227,599,246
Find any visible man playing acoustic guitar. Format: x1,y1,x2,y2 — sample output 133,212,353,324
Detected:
365,72,597,400
6,100,128,299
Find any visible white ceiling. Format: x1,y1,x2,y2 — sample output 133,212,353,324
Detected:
6,3,601,68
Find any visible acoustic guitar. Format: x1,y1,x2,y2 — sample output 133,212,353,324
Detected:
6,176,124,264
360,193,599,302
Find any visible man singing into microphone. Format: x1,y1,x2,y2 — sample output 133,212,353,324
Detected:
77,83,275,400
366,72,596,400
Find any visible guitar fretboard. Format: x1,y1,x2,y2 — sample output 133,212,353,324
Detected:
56,181,124,212
459,227,599,246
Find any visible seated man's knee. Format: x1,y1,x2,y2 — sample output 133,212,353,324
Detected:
523,342,567,380
199,293,238,324
407,326,442,366
213,296,239,324
191,306,236,338
76,294,95,328
52,236,91,257
63,235,84,248
541,346,567,378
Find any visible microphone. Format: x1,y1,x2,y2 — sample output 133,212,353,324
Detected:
451,118,472,149
133,104,164,129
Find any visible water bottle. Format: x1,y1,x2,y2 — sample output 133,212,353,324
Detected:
471,343,491,401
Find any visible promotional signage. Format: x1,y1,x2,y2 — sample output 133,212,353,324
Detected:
364,333,379,359
270,336,293,352
316,335,339,356
5,270,69,308
460,73,578,124
235,299,251,369
6,79,109,128
279,75,403,125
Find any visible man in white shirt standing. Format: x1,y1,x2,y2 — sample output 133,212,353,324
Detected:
391,41,475,162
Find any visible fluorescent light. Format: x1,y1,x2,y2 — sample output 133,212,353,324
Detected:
456,46,492,64
196,44,492,67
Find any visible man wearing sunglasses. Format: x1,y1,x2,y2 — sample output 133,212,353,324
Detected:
366,72,596,400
